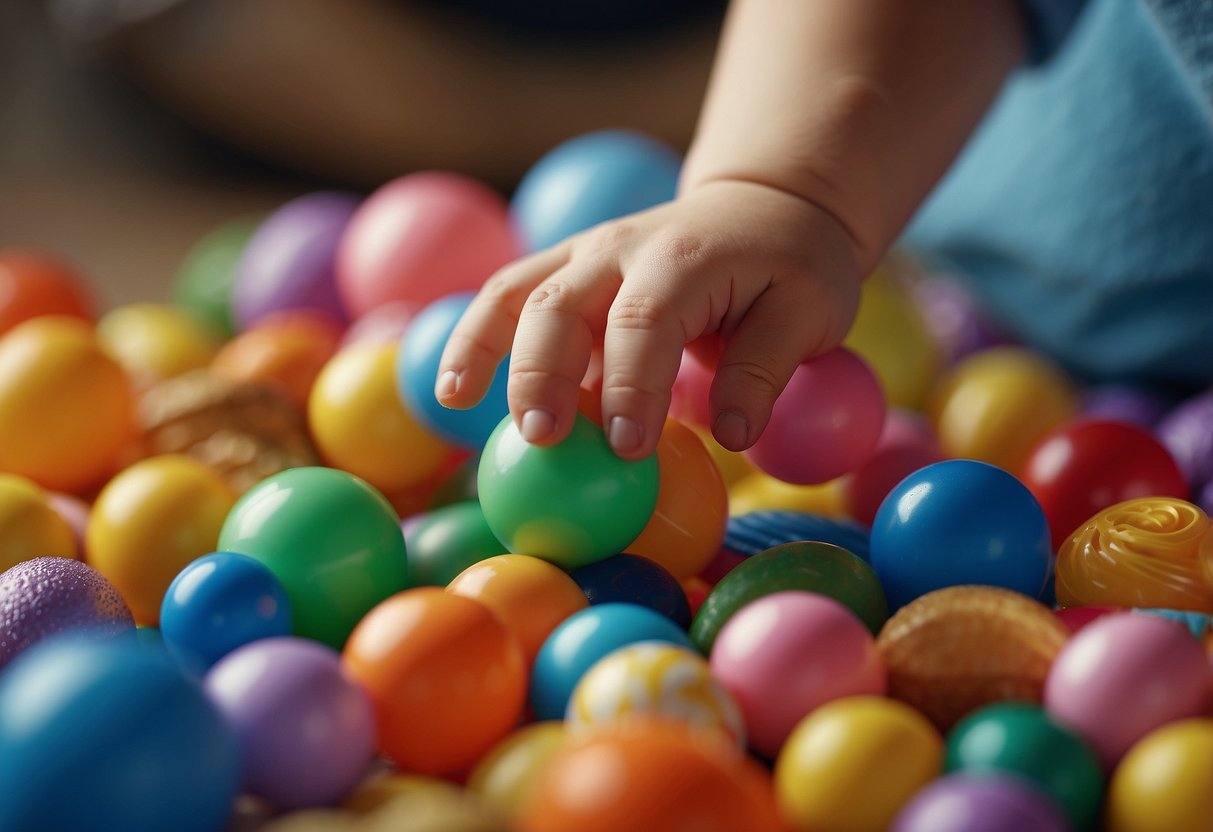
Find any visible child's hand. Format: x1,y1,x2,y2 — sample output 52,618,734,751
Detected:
435,179,862,460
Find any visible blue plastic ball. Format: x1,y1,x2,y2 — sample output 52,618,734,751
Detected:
0,636,240,832
160,551,293,669
570,553,692,629
725,510,872,562
396,293,508,449
869,460,1051,610
530,602,694,720
510,130,682,253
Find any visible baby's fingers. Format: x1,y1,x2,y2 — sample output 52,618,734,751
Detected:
437,245,569,408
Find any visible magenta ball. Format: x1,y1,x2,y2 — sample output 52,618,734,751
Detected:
0,556,134,671
841,409,943,527
336,171,520,318
745,348,886,484
709,590,885,759
1044,612,1211,771
669,349,713,428
232,192,359,329
204,636,376,809
891,773,1068,832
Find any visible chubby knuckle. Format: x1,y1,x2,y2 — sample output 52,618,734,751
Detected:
608,294,667,330
525,280,578,313
478,267,528,305
601,371,665,398
649,233,707,266
725,359,782,398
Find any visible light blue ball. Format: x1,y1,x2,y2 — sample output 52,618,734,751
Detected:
511,129,682,253
160,551,293,670
869,459,1052,610
0,636,240,832
396,293,508,449
530,602,694,720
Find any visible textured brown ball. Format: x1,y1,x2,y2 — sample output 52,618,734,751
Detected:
876,584,1069,731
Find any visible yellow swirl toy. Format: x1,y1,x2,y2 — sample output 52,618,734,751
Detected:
1055,497,1213,612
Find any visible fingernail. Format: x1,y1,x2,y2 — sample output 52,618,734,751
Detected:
436,370,461,401
520,409,557,443
713,410,749,450
608,416,643,455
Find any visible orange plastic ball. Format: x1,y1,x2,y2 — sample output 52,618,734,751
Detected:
446,554,588,667
308,343,450,493
515,718,787,832
0,248,96,334
0,474,78,572
342,588,527,775
0,317,135,493
211,310,344,410
87,454,237,625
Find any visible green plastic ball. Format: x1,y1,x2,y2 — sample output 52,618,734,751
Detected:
172,216,259,338
217,466,407,649
691,541,887,653
477,413,659,569
945,702,1104,830
406,500,506,586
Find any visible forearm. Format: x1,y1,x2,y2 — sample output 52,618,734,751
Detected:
681,0,1026,273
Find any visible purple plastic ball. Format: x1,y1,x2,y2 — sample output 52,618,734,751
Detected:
0,556,134,671
1198,479,1213,515
891,773,1068,832
204,636,375,810
1155,388,1213,490
911,273,1010,364
232,192,360,329
1081,384,1171,429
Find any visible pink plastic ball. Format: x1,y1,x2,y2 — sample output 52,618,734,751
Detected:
709,590,886,759
340,301,422,349
1044,612,1212,771
841,409,943,526
336,172,520,318
670,349,713,428
746,349,887,485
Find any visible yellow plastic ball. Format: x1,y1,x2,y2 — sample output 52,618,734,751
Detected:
843,269,940,410
97,303,222,389
0,316,135,493
774,695,943,832
1106,718,1213,832
87,454,237,625
345,774,461,814
689,425,754,487
468,722,568,819
929,346,1078,473
729,471,846,518
0,473,78,572
308,344,449,493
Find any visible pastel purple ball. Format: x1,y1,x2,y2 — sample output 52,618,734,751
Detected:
232,192,359,329
1155,387,1213,490
1081,384,1170,429
891,773,1068,832
0,556,134,671
1044,612,1211,771
204,636,375,809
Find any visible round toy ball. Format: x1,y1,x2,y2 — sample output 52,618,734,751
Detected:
530,602,694,721
1081,384,1171,428
1044,612,1211,771
47,491,90,553
1156,387,1213,491
342,300,421,349
1054,604,1117,633
396,293,508,449
205,636,375,810
478,413,659,569
0,316,135,493
0,247,95,333
1021,418,1189,549
516,718,786,832
510,129,681,253
406,500,505,587
841,408,944,527
775,696,943,832
218,466,407,649
173,216,258,338
232,191,358,329
929,346,1079,473
1200,478,1213,514
0,556,133,671
669,348,713,428
569,552,691,629
723,509,871,562
745,348,886,485
447,554,587,667
710,591,885,759
159,551,292,669
910,272,1009,365
1106,718,1213,832
88,455,238,626
891,773,1069,832
945,702,1104,830
342,587,527,775
97,303,223,389
0,636,239,832
568,642,744,745
337,172,520,318
468,722,568,820
210,309,344,410
690,541,887,654
870,459,1052,610
0,473,78,572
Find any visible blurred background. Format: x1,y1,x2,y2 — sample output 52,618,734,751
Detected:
0,0,722,308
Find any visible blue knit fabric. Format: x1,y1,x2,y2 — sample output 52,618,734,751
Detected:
902,0,1213,388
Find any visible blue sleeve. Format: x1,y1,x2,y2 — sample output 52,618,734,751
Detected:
1019,0,1089,63
1142,0,1213,110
